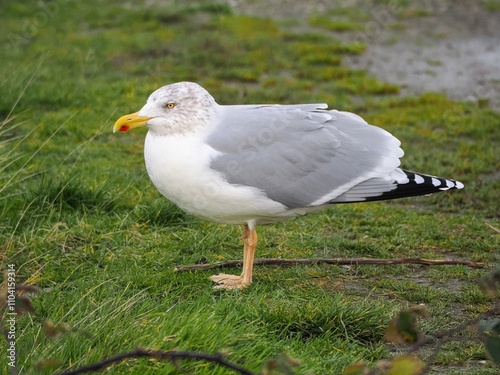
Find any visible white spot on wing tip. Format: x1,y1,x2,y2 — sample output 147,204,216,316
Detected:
414,174,425,184
439,179,463,190
431,177,441,187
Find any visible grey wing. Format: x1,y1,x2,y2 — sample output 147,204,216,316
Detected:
207,104,405,208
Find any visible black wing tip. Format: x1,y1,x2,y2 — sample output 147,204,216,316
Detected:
403,170,464,190
362,170,464,203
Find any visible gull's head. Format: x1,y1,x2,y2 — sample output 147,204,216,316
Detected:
113,82,218,136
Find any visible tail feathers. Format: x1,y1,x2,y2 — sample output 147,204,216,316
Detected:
330,169,463,204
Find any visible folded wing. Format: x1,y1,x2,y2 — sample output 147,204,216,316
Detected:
207,104,461,208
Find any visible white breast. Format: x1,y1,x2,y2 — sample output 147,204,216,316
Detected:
144,132,288,224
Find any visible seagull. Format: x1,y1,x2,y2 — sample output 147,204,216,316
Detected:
113,82,464,289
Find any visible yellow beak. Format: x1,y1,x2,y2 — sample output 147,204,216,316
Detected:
113,112,151,133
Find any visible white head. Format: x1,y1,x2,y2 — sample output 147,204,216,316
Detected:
114,82,218,136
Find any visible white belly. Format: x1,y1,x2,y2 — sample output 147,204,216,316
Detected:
144,132,288,224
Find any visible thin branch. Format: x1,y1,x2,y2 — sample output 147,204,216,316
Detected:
55,348,256,375
175,257,486,272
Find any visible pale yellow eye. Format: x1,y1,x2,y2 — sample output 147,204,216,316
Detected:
165,102,176,109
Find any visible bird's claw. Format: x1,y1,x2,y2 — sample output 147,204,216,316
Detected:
210,273,250,290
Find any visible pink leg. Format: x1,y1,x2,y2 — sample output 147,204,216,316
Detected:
210,224,257,289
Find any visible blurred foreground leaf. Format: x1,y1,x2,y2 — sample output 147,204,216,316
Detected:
478,268,500,298
262,353,300,375
483,336,500,364
385,306,428,344
386,355,424,375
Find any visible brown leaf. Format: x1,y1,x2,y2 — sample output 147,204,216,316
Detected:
478,268,500,298
15,295,36,314
342,361,369,375
262,354,300,375
385,311,419,344
43,320,71,338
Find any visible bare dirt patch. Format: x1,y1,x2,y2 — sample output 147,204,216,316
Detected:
231,0,500,110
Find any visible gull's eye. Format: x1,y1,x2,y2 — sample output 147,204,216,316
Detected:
165,102,176,109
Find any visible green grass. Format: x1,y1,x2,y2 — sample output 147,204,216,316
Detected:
485,1,500,11
308,16,363,32
1,1,500,374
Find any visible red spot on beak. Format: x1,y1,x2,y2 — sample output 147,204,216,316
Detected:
119,125,130,132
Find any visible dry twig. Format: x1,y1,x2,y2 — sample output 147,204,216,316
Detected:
55,348,256,375
175,257,486,272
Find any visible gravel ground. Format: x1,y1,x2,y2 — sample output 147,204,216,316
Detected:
231,0,500,110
